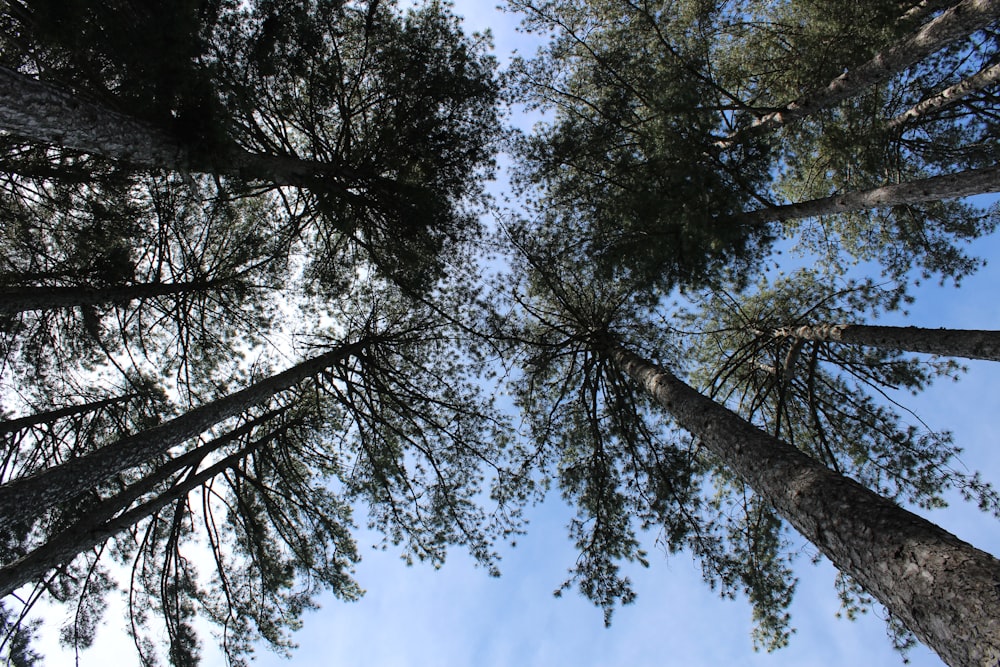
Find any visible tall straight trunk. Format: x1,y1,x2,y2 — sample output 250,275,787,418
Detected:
609,345,1000,667
0,280,224,314
0,394,136,437
0,421,291,598
896,0,961,29
739,165,1000,226
0,340,367,528
772,323,1000,361
887,61,1000,129
0,66,187,168
730,0,1000,142
0,66,362,189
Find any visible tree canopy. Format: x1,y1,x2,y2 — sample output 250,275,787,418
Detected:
1,0,999,664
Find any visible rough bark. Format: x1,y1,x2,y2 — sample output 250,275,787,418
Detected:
0,66,363,188
732,0,1000,142
0,66,189,168
739,165,1000,226
0,280,223,314
896,0,963,28
610,345,1000,667
0,421,291,598
772,323,1000,361
887,61,1000,129
0,340,367,528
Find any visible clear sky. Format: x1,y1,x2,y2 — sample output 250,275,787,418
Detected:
33,2,1000,665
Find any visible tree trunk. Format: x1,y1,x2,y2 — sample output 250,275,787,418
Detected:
0,394,136,437
0,66,189,168
732,0,1000,141
772,323,1000,361
887,61,1000,130
609,345,1000,667
896,0,961,29
0,280,224,314
0,421,291,598
0,66,363,189
739,165,1000,226
0,340,367,528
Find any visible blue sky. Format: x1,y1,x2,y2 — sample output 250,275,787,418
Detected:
32,2,1000,665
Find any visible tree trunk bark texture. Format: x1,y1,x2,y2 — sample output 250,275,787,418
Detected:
887,61,1000,129
610,345,1000,667
0,66,359,189
0,341,365,529
742,165,1000,225
0,281,221,314
0,66,189,169
743,0,1000,138
773,323,1000,361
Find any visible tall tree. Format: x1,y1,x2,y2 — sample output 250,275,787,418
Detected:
0,2,507,662
508,0,999,292
728,0,1000,140
770,322,1000,361
608,343,1000,667
0,0,501,291
498,222,1000,661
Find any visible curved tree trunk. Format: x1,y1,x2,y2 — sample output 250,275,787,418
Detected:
0,339,367,528
610,345,1000,667
732,0,1000,142
740,165,1000,226
887,61,1000,129
772,323,1000,361
0,280,223,314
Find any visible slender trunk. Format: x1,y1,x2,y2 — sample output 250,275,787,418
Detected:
0,421,291,598
887,61,1000,129
0,280,224,314
729,0,1000,142
609,345,1000,667
0,340,367,528
772,323,1000,361
896,0,960,28
739,165,1000,226
0,394,136,437
0,66,362,188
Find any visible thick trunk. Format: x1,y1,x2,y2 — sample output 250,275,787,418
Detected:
773,323,1000,361
0,66,189,168
0,421,289,598
735,0,1000,141
0,394,136,437
610,345,1000,667
0,340,366,528
887,61,1000,129
0,280,223,314
740,165,1000,226
0,67,362,188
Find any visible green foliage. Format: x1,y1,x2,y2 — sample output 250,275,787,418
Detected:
682,269,1000,512
508,0,774,291
2,0,999,662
